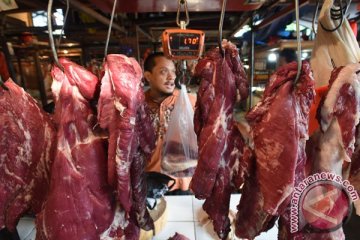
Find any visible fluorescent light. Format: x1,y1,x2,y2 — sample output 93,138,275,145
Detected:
285,22,306,31
301,52,308,59
63,50,68,54
234,25,251,38
252,86,265,91
268,53,277,62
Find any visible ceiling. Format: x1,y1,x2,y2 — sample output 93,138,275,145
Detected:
87,0,263,13
0,0,359,60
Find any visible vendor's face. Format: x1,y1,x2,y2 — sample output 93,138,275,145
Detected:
145,56,176,95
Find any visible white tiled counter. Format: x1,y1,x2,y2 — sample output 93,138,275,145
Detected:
154,194,278,240
16,194,278,240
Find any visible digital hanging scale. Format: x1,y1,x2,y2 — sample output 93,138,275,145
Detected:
162,29,205,60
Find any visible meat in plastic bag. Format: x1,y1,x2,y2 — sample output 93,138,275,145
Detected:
161,84,198,177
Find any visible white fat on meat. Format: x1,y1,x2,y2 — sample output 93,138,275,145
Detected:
320,63,360,132
273,184,293,214
15,119,32,166
35,123,53,180
100,205,128,240
114,98,126,115
115,135,133,174
51,76,63,102
4,164,26,185
57,138,82,176
316,119,348,175
212,100,229,134
255,138,283,170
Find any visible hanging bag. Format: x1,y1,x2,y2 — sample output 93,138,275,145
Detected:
161,84,198,177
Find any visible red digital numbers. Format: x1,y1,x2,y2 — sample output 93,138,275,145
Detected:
184,37,199,45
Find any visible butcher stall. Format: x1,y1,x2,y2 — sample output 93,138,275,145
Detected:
1,0,360,240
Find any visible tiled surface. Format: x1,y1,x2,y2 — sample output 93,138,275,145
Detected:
157,194,278,240
153,222,195,240
16,194,278,240
256,226,279,240
229,194,241,212
17,217,36,240
165,195,194,222
192,197,206,222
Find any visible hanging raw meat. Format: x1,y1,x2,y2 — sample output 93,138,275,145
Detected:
236,61,315,239
0,80,56,232
168,232,190,240
97,54,154,238
350,129,360,216
36,58,114,240
310,65,360,175
190,40,249,239
310,0,360,87
279,63,360,239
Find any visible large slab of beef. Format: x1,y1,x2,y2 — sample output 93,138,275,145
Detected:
235,61,315,239
0,79,56,231
190,40,249,239
280,63,360,239
36,58,114,240
97,54,154,239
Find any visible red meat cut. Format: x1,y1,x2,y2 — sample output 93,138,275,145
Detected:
168,232,190,240
284,63,360,240
0,79,56,231
36,58,114,240
97,54,154,238
191,40,248,199
236,61,315,239
191,40,249,239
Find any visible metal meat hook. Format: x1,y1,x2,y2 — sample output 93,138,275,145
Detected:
104,0,118,57
47,0,63,71
176,0,190,28
218,0,227,58
294,0,302,85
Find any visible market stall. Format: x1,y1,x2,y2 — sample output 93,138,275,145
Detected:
0,0,360,240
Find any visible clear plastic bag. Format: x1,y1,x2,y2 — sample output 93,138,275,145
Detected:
161,84,198,177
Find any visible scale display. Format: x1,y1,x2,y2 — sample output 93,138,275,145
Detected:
162,29,205,60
